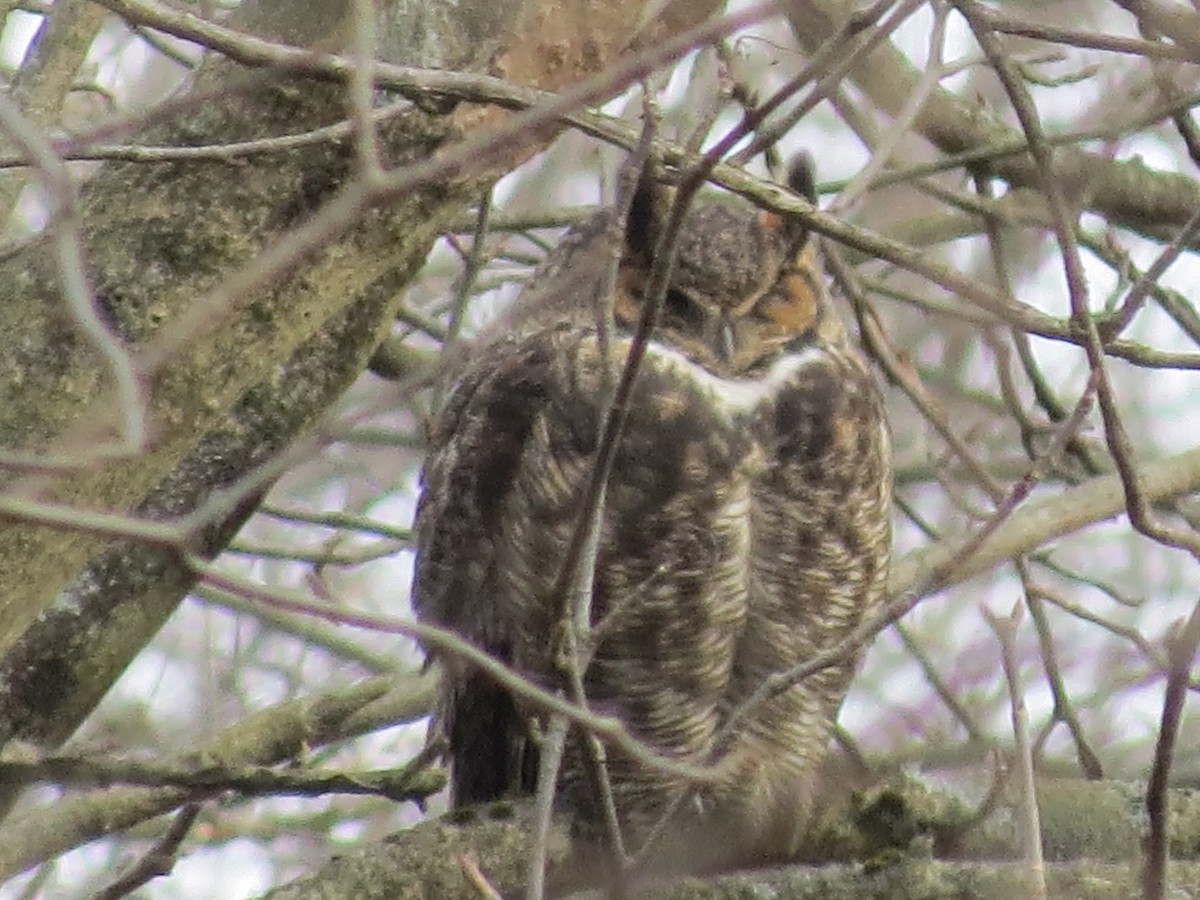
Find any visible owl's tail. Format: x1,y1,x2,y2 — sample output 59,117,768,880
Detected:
447,671,538,807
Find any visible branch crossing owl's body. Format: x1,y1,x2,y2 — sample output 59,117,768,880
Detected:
413,162,892,878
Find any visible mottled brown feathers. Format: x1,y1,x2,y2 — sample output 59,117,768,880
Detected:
412,163,892,878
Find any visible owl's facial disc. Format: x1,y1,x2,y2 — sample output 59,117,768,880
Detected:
657,286,741,366
615,174,834,374
754,244,824,339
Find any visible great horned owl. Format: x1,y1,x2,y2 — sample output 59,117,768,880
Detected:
412,159,892,878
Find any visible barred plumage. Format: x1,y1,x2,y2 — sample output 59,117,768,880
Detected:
413,159,892,878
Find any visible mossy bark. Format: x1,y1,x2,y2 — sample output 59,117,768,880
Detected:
0,0,719,790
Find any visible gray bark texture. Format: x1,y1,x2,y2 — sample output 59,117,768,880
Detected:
0,0,457,772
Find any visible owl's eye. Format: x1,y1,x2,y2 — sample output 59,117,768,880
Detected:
662,287,708,333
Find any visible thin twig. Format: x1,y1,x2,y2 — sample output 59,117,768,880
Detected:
1143,597,1200,900
730,0,927,167
710,364,1101,749
953,0,1200,561
1018,563,1104,780
0,93,147,454
195,561,722,786
443,189,494,355
530,114,659,900
895,622,990,747
93,803,203,900
350,0,384,183
830,0,950,215
461,852,505,900
982,602,1047,900
0,742,445,802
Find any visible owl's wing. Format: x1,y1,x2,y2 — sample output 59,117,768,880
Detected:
412,328,601,806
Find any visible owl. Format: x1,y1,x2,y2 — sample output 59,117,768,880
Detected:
412,158,892,881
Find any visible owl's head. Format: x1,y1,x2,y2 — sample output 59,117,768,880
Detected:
616,157,845,377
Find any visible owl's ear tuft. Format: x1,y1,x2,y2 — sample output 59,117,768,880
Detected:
781,152,817,249
625,162,670,264
787,152,817,205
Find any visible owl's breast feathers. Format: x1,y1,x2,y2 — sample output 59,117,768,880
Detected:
415,159,890,874
414,322,890,859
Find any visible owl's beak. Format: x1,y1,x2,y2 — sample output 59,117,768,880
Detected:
717,319,737,365
699,312,738,365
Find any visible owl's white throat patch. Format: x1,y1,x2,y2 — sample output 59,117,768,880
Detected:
637,340,824,416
